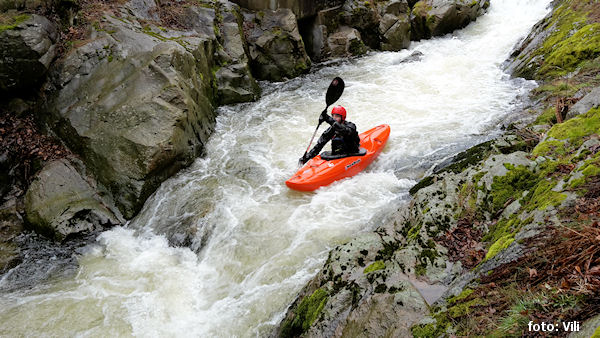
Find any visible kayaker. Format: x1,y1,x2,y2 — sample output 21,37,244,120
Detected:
299,106,360,165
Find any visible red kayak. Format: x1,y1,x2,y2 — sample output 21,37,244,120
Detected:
286,124,390,191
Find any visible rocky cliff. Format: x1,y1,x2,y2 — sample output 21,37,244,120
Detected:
275,0,600,336
0,0,491,272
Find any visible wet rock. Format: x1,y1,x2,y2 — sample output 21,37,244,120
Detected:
0,201,23,273
505,9,554,79
378,0,411,51
45,14,219,218
339,0,381,49
244,8,312,81
326,26,367,57
24,158,122,241
0,13,58,93
410,0,490,41
231,0,344,20
214,0,260,104
567,86,600,120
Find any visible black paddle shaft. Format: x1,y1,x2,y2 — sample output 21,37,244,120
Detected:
301,77,345,162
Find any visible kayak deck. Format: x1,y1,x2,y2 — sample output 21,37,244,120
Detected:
286,124,390,191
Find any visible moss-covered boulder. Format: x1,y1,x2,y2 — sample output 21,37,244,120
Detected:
45,13,220,218
506,0,600,80
243,8,311,81
410,0,490,41
0,13,58,93
24,158,122,241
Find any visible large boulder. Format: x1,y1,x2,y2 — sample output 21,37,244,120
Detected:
378,0,411,51
24,158,122,241
243,8,312,81
214,0,261,104
326,26,367,57
44,12,220,218
410,0,490,41
339,0,381,49
0,13,58,93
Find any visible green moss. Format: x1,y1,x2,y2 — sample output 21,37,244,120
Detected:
532,139,567,157
547,108,600,148
523,179,567,211
280,288,329,337
348,38,367,56
448,298,486,318
483,215,520,244
0,14,30,33
591,325,600,338
488,165,539,214
540,22,600,77
485,234,514,260
448,288,474,305
406,223,422,242
409,176,434,195
533,106,557,125
364,260,385,274
473,171,486,186
442,140,494,174
415,264,427,276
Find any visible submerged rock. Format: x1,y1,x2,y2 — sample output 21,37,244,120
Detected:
0,13,58,93
24,158,122,241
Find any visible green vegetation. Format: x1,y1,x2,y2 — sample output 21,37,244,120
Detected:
488,164,538,214
280,288,329,337
546,107,600,148
485,234,514,260
364,260,385,273
0,13,30,33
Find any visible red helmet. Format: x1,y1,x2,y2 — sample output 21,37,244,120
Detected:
331,106,346,121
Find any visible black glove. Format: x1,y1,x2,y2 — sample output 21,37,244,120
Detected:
298,155,308,165
318,109,328,124
332,121,344,131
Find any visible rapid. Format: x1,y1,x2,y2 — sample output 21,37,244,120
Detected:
0,1,552,336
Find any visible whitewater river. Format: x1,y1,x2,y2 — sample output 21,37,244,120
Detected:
0,1,551,336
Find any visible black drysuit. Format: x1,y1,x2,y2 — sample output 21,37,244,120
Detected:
304,112,360,162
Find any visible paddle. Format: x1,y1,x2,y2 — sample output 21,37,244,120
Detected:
299,77,345,166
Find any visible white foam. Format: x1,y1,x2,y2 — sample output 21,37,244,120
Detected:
0,1,553,336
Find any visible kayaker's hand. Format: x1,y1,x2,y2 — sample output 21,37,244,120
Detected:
318,109,328,124
298,155,307,165
332,121,344,131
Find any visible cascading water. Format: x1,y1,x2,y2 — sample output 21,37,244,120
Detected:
0,1,553,336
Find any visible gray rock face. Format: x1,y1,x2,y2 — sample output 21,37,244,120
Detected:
567,86,600,119
411,0,490,41
231,0,344,20
24,159,122,240
45,15,220,218
0,14,58,92
0,201,23,273
244,8,312,81
504,9,554,79
326,26,367,57
379,0,411,51
214,0,261,104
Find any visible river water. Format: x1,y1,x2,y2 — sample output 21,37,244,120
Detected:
0,1,552,336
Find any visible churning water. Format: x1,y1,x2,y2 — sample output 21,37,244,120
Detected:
0,1,552,336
